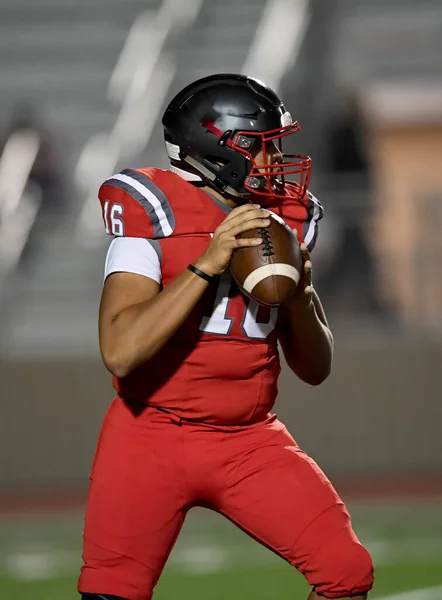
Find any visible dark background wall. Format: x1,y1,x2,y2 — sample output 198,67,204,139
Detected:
2,337,440,493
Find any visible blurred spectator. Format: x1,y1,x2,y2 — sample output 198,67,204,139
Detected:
318,92,394,321
1,102,68,222
327,93,369,176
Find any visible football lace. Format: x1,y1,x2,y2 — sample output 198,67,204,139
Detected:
259,227,275,257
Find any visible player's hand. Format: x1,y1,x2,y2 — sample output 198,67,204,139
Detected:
290,230,313,307
193,203,270,276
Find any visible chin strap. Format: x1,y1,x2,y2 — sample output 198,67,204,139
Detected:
169,154,252,200
183,155,249,198
169,164,202,182
183,155,218,183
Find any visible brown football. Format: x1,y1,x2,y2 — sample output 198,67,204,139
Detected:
229,212,303,307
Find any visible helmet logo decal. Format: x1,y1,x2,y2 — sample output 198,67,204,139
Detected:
165,141,181,160
280,111,293,127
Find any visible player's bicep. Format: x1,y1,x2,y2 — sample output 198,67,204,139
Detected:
99,272,160,374
99,237,162,337
100,271,161,326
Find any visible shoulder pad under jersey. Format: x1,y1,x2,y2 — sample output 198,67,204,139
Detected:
99,167,176,239
99,167,227,239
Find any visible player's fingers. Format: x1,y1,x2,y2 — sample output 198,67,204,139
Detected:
304,259,312,284
227,217,270,238
299,242,310,261
220,209,270,232
232,237,263,248
222,203,262,223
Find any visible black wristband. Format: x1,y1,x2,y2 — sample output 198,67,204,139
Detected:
187,264,213,282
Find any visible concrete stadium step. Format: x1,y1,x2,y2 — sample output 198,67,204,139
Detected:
334,0,442,82
0,21,129,47
0,0,275,358
144,0,268,167
0,64,111,92
166,0,268,93
0,0,152,18
0,1,160,358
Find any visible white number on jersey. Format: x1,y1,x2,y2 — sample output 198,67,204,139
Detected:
241,297,278,339
103,201,125,236
199,272,234,335
199,272,277,340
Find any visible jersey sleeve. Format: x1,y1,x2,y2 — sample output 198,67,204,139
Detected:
302,191,324,252
99,168,176,239
272,186,324,252
104,237,162,283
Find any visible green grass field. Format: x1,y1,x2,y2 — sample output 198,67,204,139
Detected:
1,499,441,599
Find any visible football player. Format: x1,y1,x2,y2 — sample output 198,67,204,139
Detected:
78,74,373,600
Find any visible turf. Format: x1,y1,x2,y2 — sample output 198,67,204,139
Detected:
0,500,441,599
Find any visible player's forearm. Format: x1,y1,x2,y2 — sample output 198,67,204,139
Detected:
104,268,209,377
278,293,333,386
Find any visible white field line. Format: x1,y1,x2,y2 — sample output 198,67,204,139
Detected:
375,585,442,600
3,536,442,581
366,536,442,565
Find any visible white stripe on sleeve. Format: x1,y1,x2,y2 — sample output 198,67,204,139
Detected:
304,193,323,251
110,172,174,237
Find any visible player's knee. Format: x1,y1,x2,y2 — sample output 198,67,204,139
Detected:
310,534,374,598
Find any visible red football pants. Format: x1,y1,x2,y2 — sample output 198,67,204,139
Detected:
79,398,373,600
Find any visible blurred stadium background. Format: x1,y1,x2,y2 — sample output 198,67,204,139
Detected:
0,0,441,598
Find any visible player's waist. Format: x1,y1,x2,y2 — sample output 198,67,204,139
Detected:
139,404,277,428
113,341,281,423
114,363,280,425
106,397,285,434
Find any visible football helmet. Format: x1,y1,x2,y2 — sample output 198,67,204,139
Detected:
162,73,311,201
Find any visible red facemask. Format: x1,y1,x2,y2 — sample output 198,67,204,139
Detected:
230,122,311,201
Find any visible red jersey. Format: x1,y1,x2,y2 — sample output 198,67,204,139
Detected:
99,167,323,424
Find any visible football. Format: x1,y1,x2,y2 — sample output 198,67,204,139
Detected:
229,212,303,307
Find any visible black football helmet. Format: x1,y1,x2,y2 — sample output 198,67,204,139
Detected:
162,73,311,201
